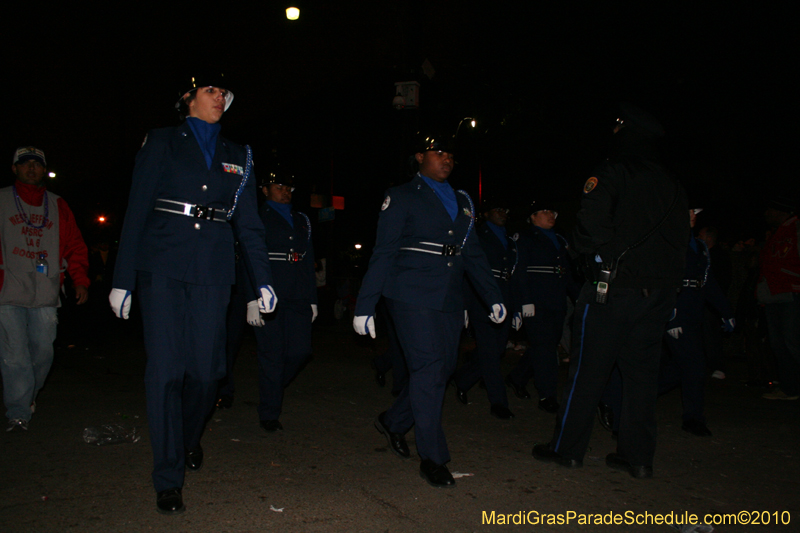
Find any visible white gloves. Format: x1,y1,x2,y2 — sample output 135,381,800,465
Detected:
311,304,318,323
109,289,132,319
258,285,277,313
353,315,375,338
522,304,535,317
247,300,265,327
667,327,683,339
722,317,735,332
512,312,522,331
489,303,506,324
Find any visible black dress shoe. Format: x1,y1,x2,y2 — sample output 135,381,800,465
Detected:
419,459,456,488
597,402,614,431
682,419,712,437
505,375,531,399
374,412,410,459
490,404,515,420
538,396,559,413
216,395,233,409
156,488,185,515
185,445,203,471
456,388,468,405
260,419,283,432
605,453,653,479
532,443,583,468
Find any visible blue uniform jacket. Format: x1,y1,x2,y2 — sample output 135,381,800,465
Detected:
243,205,317,304
464,223,519,314
672,236,732,328
355,174,503,315
517,225,579,311
113,122,271,291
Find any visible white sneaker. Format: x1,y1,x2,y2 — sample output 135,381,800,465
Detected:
711,370,725,380
762,388,799,400
6,419,29,432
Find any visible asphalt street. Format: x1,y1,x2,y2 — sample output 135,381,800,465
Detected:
1,320,798,533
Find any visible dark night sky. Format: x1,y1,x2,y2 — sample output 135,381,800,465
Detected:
5,2,794,256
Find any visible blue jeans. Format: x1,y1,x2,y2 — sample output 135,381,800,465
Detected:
0,305,58,421
764,294,800,396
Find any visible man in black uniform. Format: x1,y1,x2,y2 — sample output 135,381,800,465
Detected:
533,103,688,479
453,198,518,420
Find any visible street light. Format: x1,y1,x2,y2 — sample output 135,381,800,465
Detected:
286,7,299,20
455,117,476,138
48,172,56,178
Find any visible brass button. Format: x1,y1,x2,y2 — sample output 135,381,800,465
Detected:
289,236,294,240
447,262,453,267
201,185,208,191
194,223,201,230
448,230,454,235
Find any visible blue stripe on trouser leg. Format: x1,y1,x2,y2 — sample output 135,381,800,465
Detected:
555,303,589,451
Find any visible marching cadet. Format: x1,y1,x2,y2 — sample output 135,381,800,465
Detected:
660,207,734,436
247,170,317,432
453,197,518,420
353,132,505,488
110,74,276,515
506,200,579,413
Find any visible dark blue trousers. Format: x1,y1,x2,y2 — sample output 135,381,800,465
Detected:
373,299,409,395
253,300,313,421
509,308,566,399
453,313,510,407
218,289,249,399
660,323,707,423
138,272,229,492
384,298,462,465
551,285,675,468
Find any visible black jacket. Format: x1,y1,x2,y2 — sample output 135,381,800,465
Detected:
573,130,688,289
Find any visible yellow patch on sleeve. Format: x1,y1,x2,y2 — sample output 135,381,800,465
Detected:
583,176,598,194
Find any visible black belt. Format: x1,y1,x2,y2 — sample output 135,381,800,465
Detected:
527,265,565,277
682,279,704,288
399,242,461,256
154,199,228,222
269,252,306,262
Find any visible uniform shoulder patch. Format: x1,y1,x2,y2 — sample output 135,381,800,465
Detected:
583,176,598,194
381,196,391,211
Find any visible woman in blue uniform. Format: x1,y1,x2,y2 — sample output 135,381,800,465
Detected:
109,74,276,515
353,133,505,488
246,171,317,433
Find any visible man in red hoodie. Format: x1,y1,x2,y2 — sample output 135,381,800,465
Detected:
0,147,90,432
